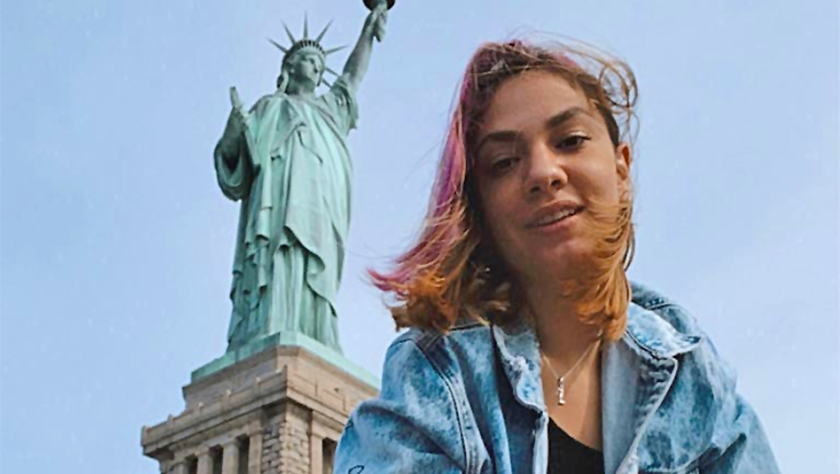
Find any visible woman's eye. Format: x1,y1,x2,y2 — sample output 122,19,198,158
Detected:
491,157,518,173
556,134,591,150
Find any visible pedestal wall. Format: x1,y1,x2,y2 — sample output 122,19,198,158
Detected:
141,345,378,474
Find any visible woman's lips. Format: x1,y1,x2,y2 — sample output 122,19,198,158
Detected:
530,208,583,233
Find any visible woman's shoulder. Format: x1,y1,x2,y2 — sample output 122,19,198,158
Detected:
630,281,704,335
629,281,736,392
383,320,495,378
334,323,494,473
627,282,742,451
628,282,778,472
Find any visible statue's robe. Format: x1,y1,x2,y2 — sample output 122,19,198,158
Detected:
214,78,357,353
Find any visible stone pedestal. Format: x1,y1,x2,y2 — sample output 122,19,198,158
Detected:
141,336,379,474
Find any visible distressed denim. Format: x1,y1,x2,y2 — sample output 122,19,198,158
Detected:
334,283,781,474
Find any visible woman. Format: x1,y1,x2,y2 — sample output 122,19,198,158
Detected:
333,39,780,474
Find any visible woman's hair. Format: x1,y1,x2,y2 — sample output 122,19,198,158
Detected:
370,39,638,341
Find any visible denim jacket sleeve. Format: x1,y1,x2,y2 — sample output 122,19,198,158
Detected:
668,309,781,474
333,334,467,474
645,299,781,474
699,391,781,474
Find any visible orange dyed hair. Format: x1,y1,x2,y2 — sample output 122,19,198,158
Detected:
370,39,638,341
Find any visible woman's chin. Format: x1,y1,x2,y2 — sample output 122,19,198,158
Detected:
528,239,597,277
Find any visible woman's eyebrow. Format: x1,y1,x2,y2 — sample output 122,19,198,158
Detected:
475,131,520,157
545,106,590,129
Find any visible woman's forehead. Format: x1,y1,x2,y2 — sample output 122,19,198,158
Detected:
480,72,591,134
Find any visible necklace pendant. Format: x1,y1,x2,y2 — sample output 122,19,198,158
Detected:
557,377,566,406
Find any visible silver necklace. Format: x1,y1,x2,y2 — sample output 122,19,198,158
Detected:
540,334,602,406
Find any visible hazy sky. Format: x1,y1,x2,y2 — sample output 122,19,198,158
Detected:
1,0,838,472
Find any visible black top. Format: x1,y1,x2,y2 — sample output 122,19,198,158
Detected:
547,419,605,474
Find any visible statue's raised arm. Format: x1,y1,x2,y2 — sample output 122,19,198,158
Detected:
341,0,390,93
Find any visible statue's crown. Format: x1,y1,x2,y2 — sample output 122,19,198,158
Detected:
286,38,327,61
268,15,347,86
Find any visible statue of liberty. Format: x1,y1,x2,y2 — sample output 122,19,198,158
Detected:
214,1,391,353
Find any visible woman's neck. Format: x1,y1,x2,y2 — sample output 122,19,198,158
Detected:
523,280,602,368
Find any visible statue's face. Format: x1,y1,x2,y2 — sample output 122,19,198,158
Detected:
287,51,324,91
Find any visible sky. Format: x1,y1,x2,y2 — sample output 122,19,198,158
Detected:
1,0,838,472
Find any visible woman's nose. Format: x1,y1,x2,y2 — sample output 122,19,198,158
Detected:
527,142,568,196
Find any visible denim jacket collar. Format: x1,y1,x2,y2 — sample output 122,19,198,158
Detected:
490,299,704,473
624,303,703,358
491,316,543,412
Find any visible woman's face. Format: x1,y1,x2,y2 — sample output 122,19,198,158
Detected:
473,71,631,285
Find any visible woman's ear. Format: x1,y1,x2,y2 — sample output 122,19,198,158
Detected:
615,142,632,196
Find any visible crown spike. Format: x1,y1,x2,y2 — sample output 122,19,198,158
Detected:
282,22,296,44
324,66,340,77
321,78,333,88
315,19,333,43
267,37,289,53
303,13,309,39
324,45,348,56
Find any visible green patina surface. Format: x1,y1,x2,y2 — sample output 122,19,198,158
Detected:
211,0,391,365
191,331,380,390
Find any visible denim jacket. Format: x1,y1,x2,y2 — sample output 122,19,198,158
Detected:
334,283,780,474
